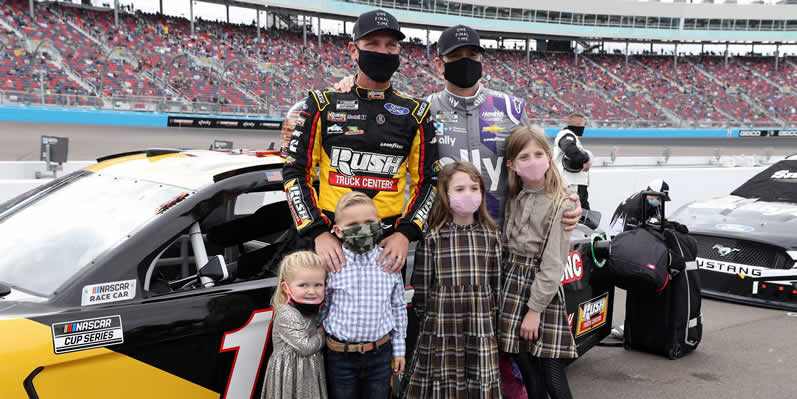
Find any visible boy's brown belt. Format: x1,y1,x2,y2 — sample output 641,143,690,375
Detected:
326,334,390,353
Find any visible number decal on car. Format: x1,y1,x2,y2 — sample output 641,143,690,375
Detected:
219,309,275,399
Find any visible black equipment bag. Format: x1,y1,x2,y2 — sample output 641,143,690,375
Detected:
623,212,703,359
603,190,673,292
604,227,671,292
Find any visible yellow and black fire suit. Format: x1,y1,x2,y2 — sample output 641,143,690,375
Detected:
282,84,438,242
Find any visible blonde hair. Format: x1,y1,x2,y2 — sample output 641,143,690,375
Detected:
271,251,326,307
427,161,497,233
335,191,376,221
505,125,569,201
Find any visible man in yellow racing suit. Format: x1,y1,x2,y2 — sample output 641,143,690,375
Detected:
282,9,438,272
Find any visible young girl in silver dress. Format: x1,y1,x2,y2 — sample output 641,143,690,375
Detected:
262,251,327,399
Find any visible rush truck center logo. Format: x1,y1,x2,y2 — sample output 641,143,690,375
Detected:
329,147,404,177
411,190,436,229
562,250,584,285
284,179,313,229
576,292,608,337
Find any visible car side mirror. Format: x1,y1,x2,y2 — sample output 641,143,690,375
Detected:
198,255,237,287
580,209,602,230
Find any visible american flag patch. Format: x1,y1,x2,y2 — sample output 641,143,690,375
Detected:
266,170,282,182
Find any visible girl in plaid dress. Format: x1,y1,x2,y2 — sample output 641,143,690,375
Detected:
499,126,578,399
401,162,503,399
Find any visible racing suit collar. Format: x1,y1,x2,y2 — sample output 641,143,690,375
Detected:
443,84,485,110
354,80,394,101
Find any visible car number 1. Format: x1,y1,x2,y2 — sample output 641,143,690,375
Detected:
219,309,275,399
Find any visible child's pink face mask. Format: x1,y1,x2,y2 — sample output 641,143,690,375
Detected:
448,193,482,215
512,157,549,182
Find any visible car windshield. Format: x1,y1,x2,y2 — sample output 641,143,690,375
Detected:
0,171,187,296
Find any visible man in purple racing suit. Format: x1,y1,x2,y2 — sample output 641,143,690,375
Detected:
426,25,581,227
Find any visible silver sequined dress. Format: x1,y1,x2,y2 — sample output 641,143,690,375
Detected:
261,304,327,399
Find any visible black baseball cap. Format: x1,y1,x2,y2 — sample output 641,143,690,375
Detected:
647,178,671,201
352,9,405,41
437,25,484,56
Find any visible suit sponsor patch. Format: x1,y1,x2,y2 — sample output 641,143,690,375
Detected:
52,315,124,354
329,146,404,176
576,292,608,337
435,111,458,123
81,279,136,306
414,101,429,121
337,100,358,110
329,172,398,191
412,190,436,228
327,112,346,122
385,103,409,116
285,179,313,229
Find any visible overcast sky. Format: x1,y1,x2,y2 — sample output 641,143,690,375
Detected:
60,0,793,55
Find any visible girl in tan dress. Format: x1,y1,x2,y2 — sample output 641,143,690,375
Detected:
262,251,327,399
499,126,578,399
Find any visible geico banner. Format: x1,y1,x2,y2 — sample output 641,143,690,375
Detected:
167,116,282,130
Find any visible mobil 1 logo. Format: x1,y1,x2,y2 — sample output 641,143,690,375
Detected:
52,315,124,354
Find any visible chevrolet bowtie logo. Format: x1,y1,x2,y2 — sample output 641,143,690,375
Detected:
483,125,503,133
713,244,740,257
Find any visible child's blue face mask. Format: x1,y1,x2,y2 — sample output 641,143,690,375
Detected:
648,198,661,208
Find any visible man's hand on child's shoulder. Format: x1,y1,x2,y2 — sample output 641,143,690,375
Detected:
392,356,406,375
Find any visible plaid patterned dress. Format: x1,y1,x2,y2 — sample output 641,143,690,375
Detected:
401,223,503,399
498,187,578,359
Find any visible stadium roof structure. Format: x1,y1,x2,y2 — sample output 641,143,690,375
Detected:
175,0,797,44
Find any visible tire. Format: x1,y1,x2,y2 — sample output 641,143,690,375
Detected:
667,344,682,360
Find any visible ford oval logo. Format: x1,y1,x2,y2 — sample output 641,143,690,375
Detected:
384,103,409,116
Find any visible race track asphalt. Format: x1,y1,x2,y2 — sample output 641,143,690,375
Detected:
569,290,796,399
3,120,797,398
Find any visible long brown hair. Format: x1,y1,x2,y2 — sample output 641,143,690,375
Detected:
271,251,326,307
505,125,568,201
427,161,497,233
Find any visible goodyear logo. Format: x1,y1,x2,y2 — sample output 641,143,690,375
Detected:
285,179,312,229
576,292,608,337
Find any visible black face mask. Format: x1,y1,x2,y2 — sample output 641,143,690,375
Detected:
443,57,482,88
289,298,324,316
356,48,400,83
567,125,585,136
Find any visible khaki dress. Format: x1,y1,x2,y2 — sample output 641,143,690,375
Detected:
401,223,503,399
261,304,327,399
498,186,578,359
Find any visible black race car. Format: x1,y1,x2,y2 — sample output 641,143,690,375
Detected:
670,157,797,311
0,148,613,398
0,149,290,398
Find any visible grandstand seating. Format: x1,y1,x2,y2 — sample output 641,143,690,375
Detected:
0,1,793,125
